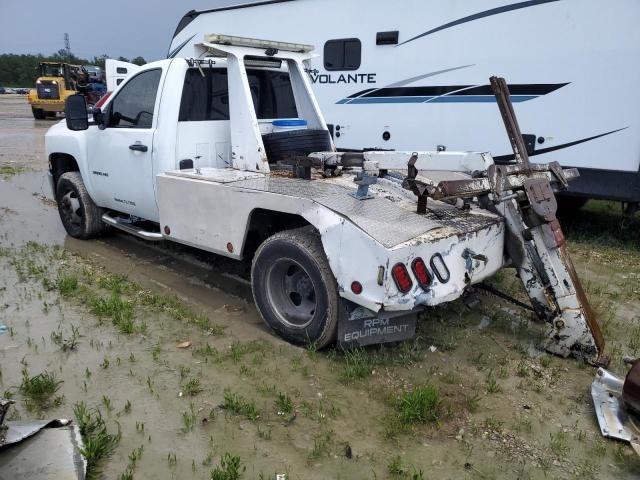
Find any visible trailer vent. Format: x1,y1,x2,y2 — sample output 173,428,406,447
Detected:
376,31,399,45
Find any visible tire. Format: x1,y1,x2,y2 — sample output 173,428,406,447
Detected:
262,129,332,162
56,171,105,239
32,108,45,120
251,228,339,348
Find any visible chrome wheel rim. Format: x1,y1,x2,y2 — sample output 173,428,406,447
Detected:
60,189,82,227
265,258,317,329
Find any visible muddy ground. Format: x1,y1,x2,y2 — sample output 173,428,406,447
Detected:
1,95,639,479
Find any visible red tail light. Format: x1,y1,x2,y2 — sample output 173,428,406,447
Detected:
391,263,413,293
94,91,112,109
411,258,431,289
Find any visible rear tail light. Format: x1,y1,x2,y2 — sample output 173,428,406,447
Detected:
391,263,413,293
430,253,450,283
411,258,431,289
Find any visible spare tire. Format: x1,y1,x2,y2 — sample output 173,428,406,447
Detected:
262,129,332,162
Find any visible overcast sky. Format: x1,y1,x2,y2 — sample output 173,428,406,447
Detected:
0,0,255,61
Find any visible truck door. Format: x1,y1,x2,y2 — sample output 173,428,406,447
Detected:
86,67,164,222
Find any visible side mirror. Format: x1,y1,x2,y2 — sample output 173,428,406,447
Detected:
64,94,89,131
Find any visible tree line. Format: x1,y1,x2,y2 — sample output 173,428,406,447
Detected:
0,49,146,87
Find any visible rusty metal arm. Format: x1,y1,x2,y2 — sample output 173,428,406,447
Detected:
431,166,579,201
490,75,531,169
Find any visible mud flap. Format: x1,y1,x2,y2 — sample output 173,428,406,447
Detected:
337,302,417,348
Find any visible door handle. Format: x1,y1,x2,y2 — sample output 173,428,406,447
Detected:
129,143,148,152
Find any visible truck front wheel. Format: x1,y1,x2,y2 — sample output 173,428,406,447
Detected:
56,171,105,239
251,229,339,348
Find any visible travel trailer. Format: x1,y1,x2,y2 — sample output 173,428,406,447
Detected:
167,0,640,214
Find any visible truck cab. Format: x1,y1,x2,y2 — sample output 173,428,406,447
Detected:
48,40,330,223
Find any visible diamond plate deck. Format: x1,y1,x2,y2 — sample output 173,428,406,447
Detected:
229,176,498,248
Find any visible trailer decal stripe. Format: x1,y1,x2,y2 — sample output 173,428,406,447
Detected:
493,127,629,162
384,65,475,88
344,95,537,104
338,83,567,104
398,0,563,47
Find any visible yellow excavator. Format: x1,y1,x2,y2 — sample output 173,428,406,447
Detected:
27,62,88,119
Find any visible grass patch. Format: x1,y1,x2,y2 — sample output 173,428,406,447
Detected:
0,165,25,177
57,274,79,296
387,455,425,479
338,347,374,383
307,430,333,462
74,402,121,480
226,340,265,363
211,453,245,480
91,294,134,327
275,392,293,415
222,388,259,421
182,404,196,433
183,377,202,396
396,384,441,426
50,324,80,351
485,371,502,394
613,444,640,473
548,431,569,457
563,200,639,251
19,369,63,409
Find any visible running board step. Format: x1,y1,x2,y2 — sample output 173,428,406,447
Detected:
101,213,163,241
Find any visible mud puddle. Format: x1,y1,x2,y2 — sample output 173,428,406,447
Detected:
1,170,639,479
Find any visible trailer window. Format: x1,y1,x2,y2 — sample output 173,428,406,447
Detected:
179,68,297,122
108,68,161,128
324,38,361,71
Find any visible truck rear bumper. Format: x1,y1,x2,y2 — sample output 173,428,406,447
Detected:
332,215,506,314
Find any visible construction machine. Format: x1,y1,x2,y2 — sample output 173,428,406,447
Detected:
27,62,89,119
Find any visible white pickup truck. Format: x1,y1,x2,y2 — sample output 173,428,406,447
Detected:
45,34,604,362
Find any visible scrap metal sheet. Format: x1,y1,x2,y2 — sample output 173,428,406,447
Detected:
0,424,85,480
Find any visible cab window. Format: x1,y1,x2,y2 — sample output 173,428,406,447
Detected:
179,68,298,121
109,69,162,128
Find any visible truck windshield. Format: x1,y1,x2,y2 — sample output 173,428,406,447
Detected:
41,63,64,77
179,68,298,122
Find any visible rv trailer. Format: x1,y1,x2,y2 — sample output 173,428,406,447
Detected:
168,0,640,214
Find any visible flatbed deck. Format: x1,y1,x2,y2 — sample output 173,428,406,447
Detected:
165,167,503,248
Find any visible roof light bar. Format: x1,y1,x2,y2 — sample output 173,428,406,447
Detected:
204,34,314,53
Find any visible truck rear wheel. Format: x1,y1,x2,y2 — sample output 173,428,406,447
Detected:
251,228,339,348
56,171,105,239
